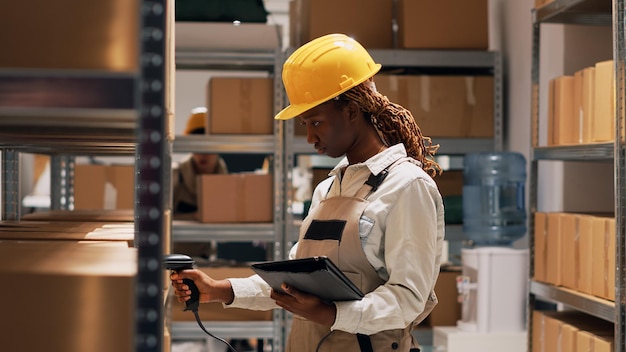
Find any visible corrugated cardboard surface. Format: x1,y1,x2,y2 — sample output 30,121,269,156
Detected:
197,173,273,223
0,1,139,71
74,164,135,210
592,60,615,142
420,268,462,327
290,0,393,49
0,242,136,352
208,77,274,134
170,266,273,321
375,74,494,138
397,0,488,50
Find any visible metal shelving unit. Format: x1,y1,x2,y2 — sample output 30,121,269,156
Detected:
528,0,625,351
171,22,286,351
0,1,171,351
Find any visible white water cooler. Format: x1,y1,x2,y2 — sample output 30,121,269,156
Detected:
433,247,529,352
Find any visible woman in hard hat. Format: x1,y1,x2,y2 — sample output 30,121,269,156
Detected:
172,107,229,220
171,34,445,352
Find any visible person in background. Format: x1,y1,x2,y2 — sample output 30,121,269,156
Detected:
172,106,228,220
172,107,228,260
171,33,445,352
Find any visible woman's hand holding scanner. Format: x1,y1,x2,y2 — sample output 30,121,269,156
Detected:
271,283,337,326
165,254,235,308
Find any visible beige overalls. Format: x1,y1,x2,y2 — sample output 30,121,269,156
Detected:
286,160,436,352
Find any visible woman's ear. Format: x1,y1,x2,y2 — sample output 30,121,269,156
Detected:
346,100,362,123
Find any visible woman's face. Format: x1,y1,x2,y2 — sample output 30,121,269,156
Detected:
192,153,219,174
298,100,356,159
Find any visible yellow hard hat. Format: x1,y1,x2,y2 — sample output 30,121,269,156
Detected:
184,107,207,135
274,33,382,121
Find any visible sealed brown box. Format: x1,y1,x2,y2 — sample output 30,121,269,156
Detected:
374,74,494,138
21,209,135,222
533,212,548,283
421,268,462,327
560,213,577,289
290,0,393,49
171,266,273,321
549,76,576,145
397,0,488,50
435,170,463,197
592,60,615,142
208,77,274,135
0,241,136,352
546,212,563,286
0,1,139,71
577,214,595,294
74,164,135,210
573,70,584,144
531,310,544,352
197,173,273,223
592,216,615,301
582,67,596,143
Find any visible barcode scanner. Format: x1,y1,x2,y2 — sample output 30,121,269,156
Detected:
162,254,238,352
162,254,200,312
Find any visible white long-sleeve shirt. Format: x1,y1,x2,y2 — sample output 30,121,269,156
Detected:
227,144,445,335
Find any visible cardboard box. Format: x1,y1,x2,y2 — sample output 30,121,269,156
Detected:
170,266,273,321
290,0,393,49
592,60,615,142
573,70,584,144
582,67,596,143
592,216,615,301
74,164,135,210
421,268,462,327
534,212,548,283
577,214,595,294
21,209,134,222
548,75,576,145
397,0,488,50
0,241,136,352
374,74,494,138
560,213,577,290
197,173,273,223
0,1,139,71
546,212,562,286
531,310,544,352
436,170,463,197
208,77,274,135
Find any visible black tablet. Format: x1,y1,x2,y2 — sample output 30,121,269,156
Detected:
251,256,364,302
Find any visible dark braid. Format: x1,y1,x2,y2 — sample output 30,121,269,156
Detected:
340,82,442,177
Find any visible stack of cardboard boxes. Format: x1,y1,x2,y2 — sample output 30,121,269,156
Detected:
547,60,615,146
532,310,614,352
288,0,494,139
534,212,615,302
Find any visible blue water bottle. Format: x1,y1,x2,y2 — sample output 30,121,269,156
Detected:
462,152,527,246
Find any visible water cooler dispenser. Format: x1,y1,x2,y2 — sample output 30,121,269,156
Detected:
433,152,529,352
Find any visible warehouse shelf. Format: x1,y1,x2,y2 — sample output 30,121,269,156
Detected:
1,1,171,351
291,136,500,156
173,135,274,154
171,21,286,351
172,221,275,242
171,321,275,340
532,143,614,161
0,69,138,154
528,0,623,350
530,281,615,322
533,0,611,25
369,49,499,71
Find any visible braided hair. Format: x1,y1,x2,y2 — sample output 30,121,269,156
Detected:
335,81,442,178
